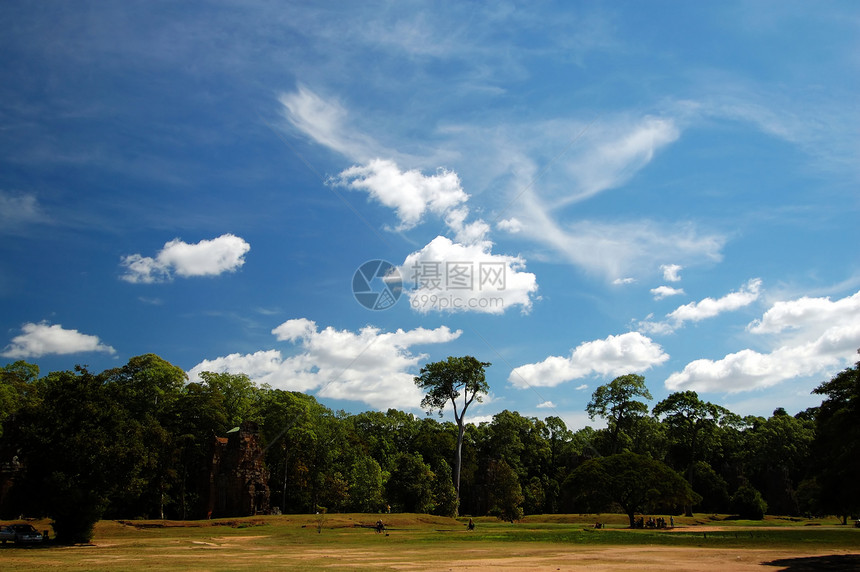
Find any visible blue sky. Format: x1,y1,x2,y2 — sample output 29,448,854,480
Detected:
1,1,858,429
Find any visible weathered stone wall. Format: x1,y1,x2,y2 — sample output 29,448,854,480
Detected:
200,421,270,518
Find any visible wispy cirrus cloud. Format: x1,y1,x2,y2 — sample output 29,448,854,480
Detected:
120,234,250,284
555,116,680,207
278,85,383,163
0,191,49,235
515,206,725,282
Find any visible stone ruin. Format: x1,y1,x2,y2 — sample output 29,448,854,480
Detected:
200,421,270,519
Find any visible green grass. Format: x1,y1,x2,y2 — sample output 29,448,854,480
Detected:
0,513,857,571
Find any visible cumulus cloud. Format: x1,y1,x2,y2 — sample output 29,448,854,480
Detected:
120,234,250,283
651,285,685,300
661,264,683,282
509,332,668,388
536,400,556,409
331,158,493,245
613,277,637,285
401,236,538,314
188,320,461,410
668,278,761,324
332,158,469,232
2,322,115,358
497,217,523,233
466,414,494,427
640,278,761,333
666,289,860,393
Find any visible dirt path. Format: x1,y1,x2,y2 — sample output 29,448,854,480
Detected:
272,545,860,571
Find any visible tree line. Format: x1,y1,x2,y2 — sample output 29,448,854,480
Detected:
0,352,857,543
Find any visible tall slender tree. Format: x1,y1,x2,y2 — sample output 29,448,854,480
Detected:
414,356,490,505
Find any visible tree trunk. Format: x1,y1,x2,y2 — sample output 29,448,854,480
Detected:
454,422,465,501
685,463,694,516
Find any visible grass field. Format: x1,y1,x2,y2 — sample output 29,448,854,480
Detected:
1,513,858,571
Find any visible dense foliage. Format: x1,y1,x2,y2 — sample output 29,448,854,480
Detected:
1,354,858,542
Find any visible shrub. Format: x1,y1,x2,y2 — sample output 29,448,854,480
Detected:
731,484,767,520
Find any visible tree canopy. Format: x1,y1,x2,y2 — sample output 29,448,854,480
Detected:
1,355,856,537
564,451,700,528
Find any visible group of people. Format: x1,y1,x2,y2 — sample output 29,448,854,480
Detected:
633,516,673,529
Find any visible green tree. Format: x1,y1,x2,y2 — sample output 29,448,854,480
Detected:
564,452,699,528
690,461,730,513
486,459,524,522
744,409,814,515
197,371,262,427
484,410,549,482
731,483,767,520
347,456,385,513
430,459,459,517
586,374,652,454
652,390,731,515
102,354,188,519
414,356,490,503
0,361,39,440
810,357,860,524
385,452,435,513
14,367,146,543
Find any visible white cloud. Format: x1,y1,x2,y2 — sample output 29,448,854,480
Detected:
661,264,683,282
2,322,115,358
509,332,668,388
444,206,491,245
575,384,589,391
279,85,378,162
651,285,685,300
668,278,761,325
120,234,250,283
466,414,494,426
332,158,469,232
0,191,47,234
527,214,725,282
556,116,680,206
613,277,637,285
188,320,462,410
332,158,493,245
640,278,761,333
536,400,556,409
497,217,523,233
666,289,860,393
478,115,723,281
272,317,318,342
748,290,860,337
401,236,538,314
